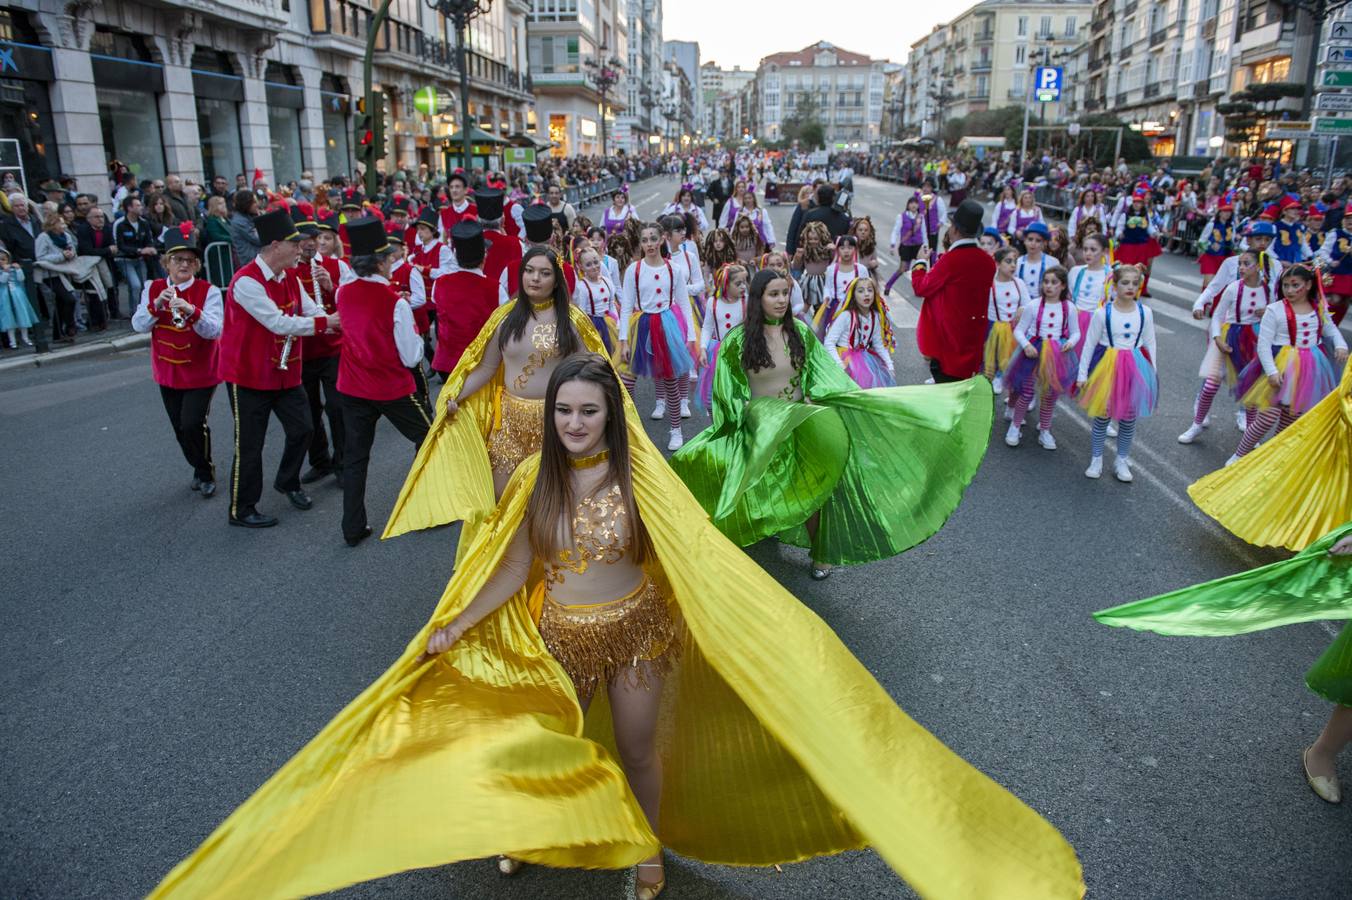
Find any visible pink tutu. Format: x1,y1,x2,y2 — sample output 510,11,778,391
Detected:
696,337,720,410
1079,346,1159,420
1004,337,1078,396
1235,345,1337,414
1073,309,1094,358
839,348,895,388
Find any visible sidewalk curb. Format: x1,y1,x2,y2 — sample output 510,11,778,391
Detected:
0,332,149,374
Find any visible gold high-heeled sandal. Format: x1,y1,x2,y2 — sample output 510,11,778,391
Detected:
634,861,666,899
1303,749,1343,804
497,855,523,876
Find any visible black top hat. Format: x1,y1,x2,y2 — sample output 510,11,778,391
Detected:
450,221,486,268
416,206,439,231
347,216,393,257
315,208,338,232
475,188,504,222
162,222,200,258
523,204,554,243
291,205,319,236
383,221,406,245
948,199,985,236
341,191,364,210
256,208,302,245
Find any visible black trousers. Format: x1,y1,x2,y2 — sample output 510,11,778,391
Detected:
302,354,344,472
160,385,216,481
927,357,964,384
339,390,432,540
226,383,313,519
409,362,431,410
48,280,77,339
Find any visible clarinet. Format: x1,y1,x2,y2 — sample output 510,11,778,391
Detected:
277,334,295,371
168,284,186,328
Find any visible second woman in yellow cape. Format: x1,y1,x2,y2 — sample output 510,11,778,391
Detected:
148,353,1085,899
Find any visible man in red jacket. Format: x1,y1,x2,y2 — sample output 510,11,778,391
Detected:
909,199,996,383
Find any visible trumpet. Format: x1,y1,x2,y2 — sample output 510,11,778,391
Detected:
167,285,186,328
278,334,296,371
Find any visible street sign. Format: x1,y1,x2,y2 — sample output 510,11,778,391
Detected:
1314,116,1352,134
503,147,536,165
1034,66,1063,102
1326,45,1352,64
1331,20,1352,40
1266,121,1312,139
1318,92,1352,111
1067,122,1082,136
1322,69,1352,88
413,86,437,116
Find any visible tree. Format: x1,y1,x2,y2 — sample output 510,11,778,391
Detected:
1219,82,1304,155
781,92,826,150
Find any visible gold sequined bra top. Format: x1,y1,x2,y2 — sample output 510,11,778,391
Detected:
546,479,633,585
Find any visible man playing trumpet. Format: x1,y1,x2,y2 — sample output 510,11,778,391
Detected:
131,222,223,499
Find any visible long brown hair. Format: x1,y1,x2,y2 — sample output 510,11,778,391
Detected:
500,246,581,356
703,227,736,270
741,269,805,374
528,354,650,563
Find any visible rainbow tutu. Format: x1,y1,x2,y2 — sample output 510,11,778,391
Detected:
1005,337,1078,396
587,313,619,356
1079,346,1159,419
628,308,694,380
839,348,896,388
983,320,1018,379
696,337,720,410
1218,321,1259,385
1074,309,1094,358
1235,345,1336,414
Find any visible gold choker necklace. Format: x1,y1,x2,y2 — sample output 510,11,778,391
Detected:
531,298,554,312
568,449,610,469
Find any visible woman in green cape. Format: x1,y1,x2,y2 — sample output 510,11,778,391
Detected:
669,268,991,579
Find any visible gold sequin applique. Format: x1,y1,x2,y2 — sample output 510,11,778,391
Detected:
514,322,559,391
549,484,629,582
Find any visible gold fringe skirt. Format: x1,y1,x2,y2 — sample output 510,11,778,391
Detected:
538,579,681,701
487,389,545,477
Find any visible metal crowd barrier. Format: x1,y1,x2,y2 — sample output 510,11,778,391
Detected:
561,165,665,210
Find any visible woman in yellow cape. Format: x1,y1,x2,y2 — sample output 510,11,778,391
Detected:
149,355,1084,899
1188,358,1351,551
383,247,613,536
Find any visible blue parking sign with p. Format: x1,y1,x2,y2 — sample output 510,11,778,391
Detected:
1035,66,1063,102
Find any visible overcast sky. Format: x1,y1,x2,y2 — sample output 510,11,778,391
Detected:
662,6,939,72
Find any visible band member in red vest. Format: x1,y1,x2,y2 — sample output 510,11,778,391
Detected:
384,230,432,404
289,206,346,485
522,204,576,291
438,171,478,241
315,209,355,286
406,206,451,333
219,209,341,528
131,223,223,498
334,217,431,547
474,187,523,298
432,221,509,378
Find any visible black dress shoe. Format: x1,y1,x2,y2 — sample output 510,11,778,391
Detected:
229,511,278,528
345,526,373,547
284,489,313,511
199,480,216,499
191,476,201,492
301,465,332,484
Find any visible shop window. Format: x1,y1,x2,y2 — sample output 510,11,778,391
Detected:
196,97,244,183
99,87,166,180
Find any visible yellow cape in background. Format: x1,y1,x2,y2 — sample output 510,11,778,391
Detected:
384,302,615,539
150,308,1085,899
1189,361,1352,551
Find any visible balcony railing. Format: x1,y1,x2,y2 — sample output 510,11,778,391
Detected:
1149,27,1168,46
1202,18,1216,39
975,29,995,41
1119,42,1133,59
1116,92,1128,106
1123,0,1138,14
1085,97,1103,111
1144,82,1161,98
969,90,991,100
971,60,992,72
953,38,968,50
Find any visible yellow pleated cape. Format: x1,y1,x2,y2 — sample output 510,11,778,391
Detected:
149,366,1084,899
383,301,614,539
1188,361,1352,551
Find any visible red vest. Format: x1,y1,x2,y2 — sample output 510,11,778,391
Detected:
438,202,478,236
295,256,343,359
502,199,522,238
432,270,500,373
388,261,427,334
147,278,219,390
483,230,523,298
218,260,306,390
336,278,416,401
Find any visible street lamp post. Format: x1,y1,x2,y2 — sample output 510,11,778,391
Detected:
426,0,495,180
584,47,624,157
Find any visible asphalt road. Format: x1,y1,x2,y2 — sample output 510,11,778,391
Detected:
2,175,1349,900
